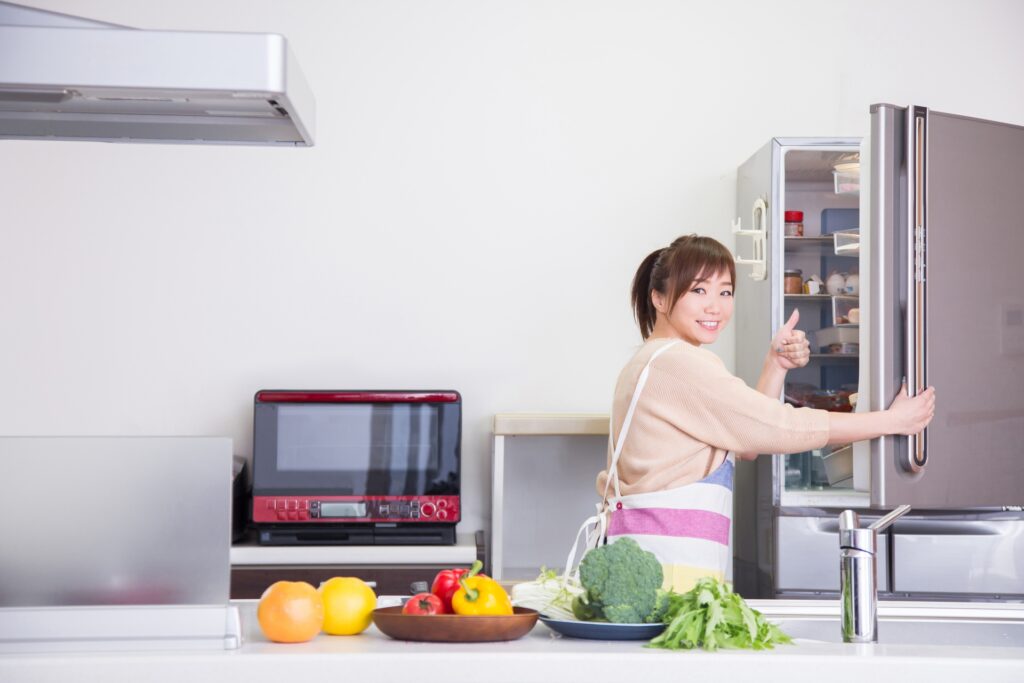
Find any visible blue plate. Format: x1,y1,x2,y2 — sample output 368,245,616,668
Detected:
539,616,666,640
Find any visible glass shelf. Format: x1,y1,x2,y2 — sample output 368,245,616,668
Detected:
784,234,859,257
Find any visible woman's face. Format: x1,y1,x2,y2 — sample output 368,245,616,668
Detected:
653,270,734,346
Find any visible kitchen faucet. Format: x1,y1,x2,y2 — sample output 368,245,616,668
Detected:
838,504,911,643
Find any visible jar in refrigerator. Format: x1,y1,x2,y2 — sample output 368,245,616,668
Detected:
784,269,803,294
784,210,804,237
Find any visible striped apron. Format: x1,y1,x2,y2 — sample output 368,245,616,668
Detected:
602,339,734,592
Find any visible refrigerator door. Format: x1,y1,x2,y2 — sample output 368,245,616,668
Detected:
870,104,1024,508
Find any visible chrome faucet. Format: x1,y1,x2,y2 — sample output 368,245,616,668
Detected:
838,504,911,643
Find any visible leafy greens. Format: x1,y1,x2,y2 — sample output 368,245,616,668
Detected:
648,577,792,651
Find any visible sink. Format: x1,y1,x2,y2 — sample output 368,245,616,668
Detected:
747,599,1024,648
774,616,1024,647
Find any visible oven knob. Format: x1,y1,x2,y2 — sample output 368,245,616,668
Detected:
437,509,448,521
421,503,436,517
437,499,448,509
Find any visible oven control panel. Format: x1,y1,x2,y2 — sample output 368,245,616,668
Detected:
252,495,459,524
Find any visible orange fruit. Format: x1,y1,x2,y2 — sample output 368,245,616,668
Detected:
319,577,377,635
257,581,324,643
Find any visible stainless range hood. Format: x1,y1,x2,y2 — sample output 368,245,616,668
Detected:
0,2,315,146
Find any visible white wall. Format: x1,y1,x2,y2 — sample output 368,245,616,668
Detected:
3,0,1023,535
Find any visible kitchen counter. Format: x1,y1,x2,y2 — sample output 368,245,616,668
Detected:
3,600,1024,683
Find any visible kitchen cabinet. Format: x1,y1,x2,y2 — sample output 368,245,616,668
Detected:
229,532,483,598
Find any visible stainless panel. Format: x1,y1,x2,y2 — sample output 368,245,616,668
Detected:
872,103,1024,508
893,518,1024,595
777,515,889,592
732,139,776,597
0,21,315,145
0,437,232,607
778,616,1024,647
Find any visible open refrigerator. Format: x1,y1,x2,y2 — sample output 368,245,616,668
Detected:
732,106,1024,600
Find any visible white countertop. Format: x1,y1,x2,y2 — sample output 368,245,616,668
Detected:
3,600,1024,683
230,533,478,566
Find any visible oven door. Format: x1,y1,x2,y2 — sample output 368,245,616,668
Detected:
252,391,461,501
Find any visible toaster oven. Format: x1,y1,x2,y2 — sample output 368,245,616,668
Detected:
251,390,461,545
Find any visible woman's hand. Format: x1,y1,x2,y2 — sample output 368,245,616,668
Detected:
768,309,810,371
887,384,936,435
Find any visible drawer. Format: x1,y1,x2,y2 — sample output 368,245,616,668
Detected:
892,519,1024,595
777,515,888,592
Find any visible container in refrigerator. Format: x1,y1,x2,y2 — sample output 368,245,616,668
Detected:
821,207,859,233
832,162,860,195
816,325,859,353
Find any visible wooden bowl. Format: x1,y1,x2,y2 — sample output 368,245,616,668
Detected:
371,606,539,642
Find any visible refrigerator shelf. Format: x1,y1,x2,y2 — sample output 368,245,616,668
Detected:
785,294,859,300
784,236,834,249
808,353,859,361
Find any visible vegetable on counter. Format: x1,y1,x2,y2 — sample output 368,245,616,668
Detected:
510,568,586,621
431,566,480,613
402,592,445,616
572,537,665,624
451,560,514,616
649,577,792,651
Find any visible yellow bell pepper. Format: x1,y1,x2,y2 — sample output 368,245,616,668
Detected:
451,560,513,616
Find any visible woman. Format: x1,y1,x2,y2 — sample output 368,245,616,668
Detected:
596,234,935,592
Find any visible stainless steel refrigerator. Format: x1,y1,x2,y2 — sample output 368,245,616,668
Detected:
732,104,1024,601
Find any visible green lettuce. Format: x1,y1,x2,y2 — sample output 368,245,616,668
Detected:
648,577,792,651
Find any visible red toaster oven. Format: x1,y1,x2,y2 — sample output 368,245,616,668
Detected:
251,390,460,545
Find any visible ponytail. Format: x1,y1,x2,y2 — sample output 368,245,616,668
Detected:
631,248,664,340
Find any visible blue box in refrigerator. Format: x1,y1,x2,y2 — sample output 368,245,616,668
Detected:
821,208,859,234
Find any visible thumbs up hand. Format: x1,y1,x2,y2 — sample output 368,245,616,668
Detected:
769,309,810,371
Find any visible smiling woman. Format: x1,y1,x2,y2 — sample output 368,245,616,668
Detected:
593,234,936,594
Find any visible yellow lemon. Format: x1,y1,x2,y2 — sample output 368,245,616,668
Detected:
319,577,377,635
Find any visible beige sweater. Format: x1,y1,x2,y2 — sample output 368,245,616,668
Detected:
596,338,830,498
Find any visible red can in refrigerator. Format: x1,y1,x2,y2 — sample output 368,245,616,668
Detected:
784,210,804,237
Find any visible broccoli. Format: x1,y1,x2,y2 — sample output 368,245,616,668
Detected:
573,537,664,624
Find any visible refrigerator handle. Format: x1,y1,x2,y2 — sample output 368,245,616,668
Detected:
904,106,928,473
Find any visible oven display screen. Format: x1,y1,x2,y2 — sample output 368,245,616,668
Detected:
277,404,441,472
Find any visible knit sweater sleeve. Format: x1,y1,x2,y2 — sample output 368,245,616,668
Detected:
647,345,830,455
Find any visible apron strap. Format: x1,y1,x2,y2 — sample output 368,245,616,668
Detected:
602,339,681,506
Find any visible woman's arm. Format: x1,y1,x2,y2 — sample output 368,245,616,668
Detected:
827,385,935,445
735,359,788,461
736,311,809,461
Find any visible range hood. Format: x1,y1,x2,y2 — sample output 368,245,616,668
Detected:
0,2,315,146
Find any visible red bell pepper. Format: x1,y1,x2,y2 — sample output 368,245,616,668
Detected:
402,592,444,615
431,564,489,613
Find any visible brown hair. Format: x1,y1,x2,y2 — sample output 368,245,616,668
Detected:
630,234,737,340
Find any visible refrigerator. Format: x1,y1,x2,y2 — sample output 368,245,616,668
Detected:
731,104,1024,601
